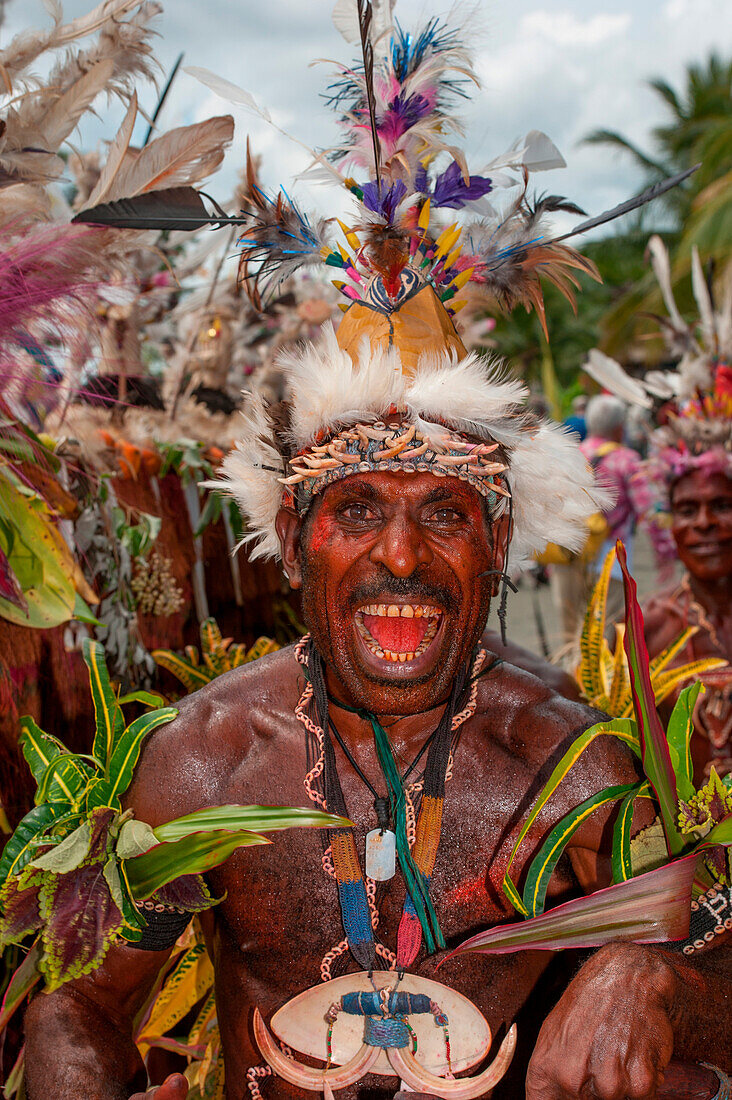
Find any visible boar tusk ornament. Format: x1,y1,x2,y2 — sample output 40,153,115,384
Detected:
254,970,516,1097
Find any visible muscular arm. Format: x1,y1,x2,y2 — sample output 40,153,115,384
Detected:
25,941,173,1100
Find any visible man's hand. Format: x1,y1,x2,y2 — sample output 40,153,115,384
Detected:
526,943,676,1099
130,1073,189,1100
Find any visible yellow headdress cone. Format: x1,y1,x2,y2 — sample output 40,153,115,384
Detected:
336,284,467,375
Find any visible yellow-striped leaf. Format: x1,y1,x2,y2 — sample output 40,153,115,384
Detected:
82,638,124,765
502,718,639,911
138,943,214,1054
612,781,651,883
523,784,639,916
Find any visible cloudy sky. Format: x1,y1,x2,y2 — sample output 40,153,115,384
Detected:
5,0,731,228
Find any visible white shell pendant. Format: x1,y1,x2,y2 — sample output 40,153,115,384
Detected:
365,828,396,880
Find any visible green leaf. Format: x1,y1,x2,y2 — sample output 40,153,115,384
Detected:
103,856,144,940
30,820,92,873
124,830,271,900
612,781,651,883
502,718,639,915
20,720,82,804
35,753,94,804
72,594,103,626
82,638,124,766
698,813,732,850
523,784,639,917
666,681,702,802
446,854,699,959
116,819,158,859
0,804,70,888
152,804,351,843
106,707,178,804
617,541,686,856
194,493,221,537
0,941,42,1031
86,707,178,811
117,690,167,709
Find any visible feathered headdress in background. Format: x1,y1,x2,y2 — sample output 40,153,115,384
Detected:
582,235,732,535
75,1,694,567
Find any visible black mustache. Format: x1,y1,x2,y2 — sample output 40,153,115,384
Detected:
349,574,459,613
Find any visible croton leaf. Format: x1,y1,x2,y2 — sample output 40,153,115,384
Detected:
617,541,685,857
82,638,124,766
136,941,213,1057
0,802,70,888
666,681,702,803
20,719,87,804
37,814,123,992
0,940,42,1031
446,853,699,960
86,707,178,811
0,544,28,613
0,866,44,946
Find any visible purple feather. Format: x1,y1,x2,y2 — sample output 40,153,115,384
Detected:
361,179,407,222
419,160,493,210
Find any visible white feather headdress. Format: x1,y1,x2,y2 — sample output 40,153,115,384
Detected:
210,322,609,569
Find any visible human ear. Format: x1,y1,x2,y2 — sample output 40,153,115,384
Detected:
275,507,303,588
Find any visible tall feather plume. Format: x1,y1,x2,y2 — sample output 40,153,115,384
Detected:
83,90,138,208
236,143,334,310
356,0,382,195
583,349,652,409
82,114,234,200
690,245,717,354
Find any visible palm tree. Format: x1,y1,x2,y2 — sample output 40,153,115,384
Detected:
583,55,732,226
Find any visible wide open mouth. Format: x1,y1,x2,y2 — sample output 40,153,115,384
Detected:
354,603,443,663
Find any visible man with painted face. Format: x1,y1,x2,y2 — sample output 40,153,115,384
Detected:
24,301,732,1100
27,14,731,1097
644,461,732,780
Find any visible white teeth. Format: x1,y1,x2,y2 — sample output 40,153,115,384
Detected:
357,603,441,619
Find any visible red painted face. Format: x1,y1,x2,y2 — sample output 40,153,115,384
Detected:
289,470,506,715
671,469,732,582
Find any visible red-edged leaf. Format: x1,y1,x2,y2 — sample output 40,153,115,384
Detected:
617,540,685,856
0,941,42,1030
444,854,698,959
0,871,43,946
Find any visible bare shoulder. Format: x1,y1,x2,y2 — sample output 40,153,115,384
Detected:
474,659,638,790
124,645,302,827
481,629,582,701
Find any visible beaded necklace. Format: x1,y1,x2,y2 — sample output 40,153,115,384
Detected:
294,635,487,976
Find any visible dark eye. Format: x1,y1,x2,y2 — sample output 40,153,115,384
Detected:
427,506,464,525
673,504,696,519
339,503,377,523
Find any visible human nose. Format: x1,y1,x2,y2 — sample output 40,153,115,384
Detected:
693,504,715,531
369,514,433,577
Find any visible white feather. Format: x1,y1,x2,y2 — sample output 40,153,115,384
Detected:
509,420,613,569
583,348,652,409
183,66,272,123
280,326,404,446
204,395,284,561
83,90,137,208
647,235,686,333
691,245,717,353
406,352,528,431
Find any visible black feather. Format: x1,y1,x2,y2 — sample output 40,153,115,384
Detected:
527,193,587,220
72,186,244,231
552,165,699,244
357,0,382,195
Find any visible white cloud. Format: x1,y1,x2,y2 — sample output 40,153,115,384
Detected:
519,11,631,47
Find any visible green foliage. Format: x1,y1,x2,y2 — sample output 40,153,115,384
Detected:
153,617,279,693
502,542,732,919
0,639,347,1010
